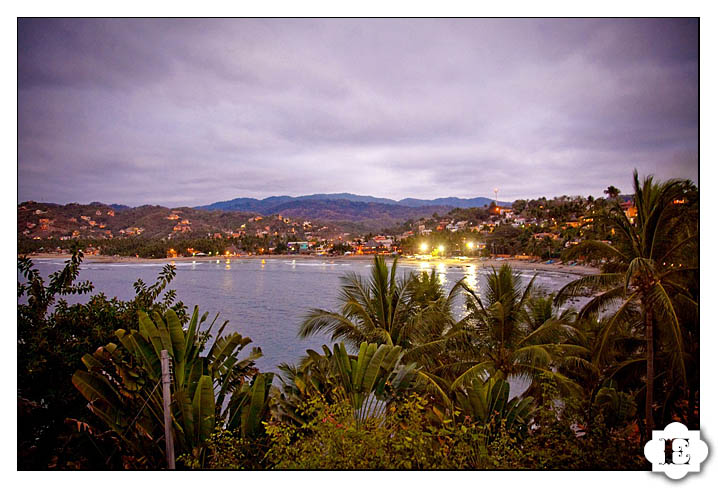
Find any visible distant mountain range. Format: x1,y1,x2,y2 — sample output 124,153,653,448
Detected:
195,193,512,228
198,193,511,213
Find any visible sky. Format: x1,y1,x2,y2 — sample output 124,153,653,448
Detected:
18,18,698,207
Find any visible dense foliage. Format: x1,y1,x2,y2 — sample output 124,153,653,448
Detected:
18,234,289,258
18,250,188,468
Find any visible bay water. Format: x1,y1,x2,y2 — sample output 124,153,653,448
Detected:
22,258,586,394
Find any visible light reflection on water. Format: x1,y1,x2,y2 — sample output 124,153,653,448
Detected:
464,264,479,291
23,258,586,380
436,263,447,285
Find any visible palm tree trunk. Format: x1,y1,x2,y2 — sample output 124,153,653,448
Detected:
645,303,655,434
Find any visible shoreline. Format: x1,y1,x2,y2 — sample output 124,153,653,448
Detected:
24,253,599,276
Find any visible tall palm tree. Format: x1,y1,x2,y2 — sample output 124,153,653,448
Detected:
448,265,581,393
556,170,698,434
400,269,469,369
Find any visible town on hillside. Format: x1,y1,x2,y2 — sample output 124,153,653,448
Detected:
17,189,678,264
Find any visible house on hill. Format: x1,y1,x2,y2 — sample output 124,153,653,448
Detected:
287,241,309,253
620,201,638,223
372,236,394,249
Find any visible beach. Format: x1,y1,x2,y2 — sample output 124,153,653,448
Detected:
24,252,599,276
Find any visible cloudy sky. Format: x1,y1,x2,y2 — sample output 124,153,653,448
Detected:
18,18,698,207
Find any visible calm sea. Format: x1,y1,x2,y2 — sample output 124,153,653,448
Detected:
22,258,585,377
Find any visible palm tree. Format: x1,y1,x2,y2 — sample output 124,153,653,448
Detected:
556,170,698,434
604,185,621,200
400,269,470,369
299,256,463,361
448,265,581,393
554,315,644,431
299,256,413,347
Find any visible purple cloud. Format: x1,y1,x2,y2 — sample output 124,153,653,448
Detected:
18,18,698,206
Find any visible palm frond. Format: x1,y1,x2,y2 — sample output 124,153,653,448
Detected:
578,285,626,320
647,283,686,385
657,233,698,264
414,371,452,408
554,273,623,305
596,293,638,364
298,309,369,347
562,240,628,263
518,319,569,347
450,361,493,391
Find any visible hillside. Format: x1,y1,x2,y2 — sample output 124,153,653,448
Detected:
17,201,345,243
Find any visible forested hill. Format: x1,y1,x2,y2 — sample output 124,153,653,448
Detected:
17,199,447,242
18,202,260,241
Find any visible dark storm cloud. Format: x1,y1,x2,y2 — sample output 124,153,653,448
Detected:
18,18,698,206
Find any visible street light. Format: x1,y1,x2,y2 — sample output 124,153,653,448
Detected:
419,243,428,253
466,242,474,249
438,245,445,254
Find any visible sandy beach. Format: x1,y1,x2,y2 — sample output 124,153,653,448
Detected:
25,252,599,276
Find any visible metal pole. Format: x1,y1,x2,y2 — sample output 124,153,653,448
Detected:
161,350,176,469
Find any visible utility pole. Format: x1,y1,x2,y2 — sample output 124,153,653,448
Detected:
161,350,176,469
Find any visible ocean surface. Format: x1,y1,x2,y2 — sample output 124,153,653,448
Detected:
22,258,585,378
